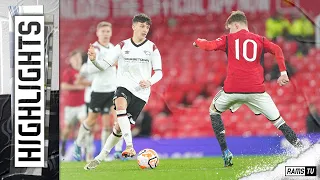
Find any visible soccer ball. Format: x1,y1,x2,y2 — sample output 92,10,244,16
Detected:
137,148,159,169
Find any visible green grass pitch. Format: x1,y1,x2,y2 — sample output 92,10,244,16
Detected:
60,156,287,180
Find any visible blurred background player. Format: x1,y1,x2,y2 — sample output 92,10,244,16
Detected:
306,103,320,133
60,50,87,158
194,10,304,167
132,109,153,137
76,45,125,162
73,21,125,161
75,55,95,161
84,13,163,170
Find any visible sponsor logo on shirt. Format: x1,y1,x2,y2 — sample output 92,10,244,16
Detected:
124,58,149,63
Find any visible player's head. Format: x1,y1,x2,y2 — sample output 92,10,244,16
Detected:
68,49,83,70
132,13,152,40
225,10,248,33
96,21,112,44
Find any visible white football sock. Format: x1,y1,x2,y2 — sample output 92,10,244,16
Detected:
115,138,124,152
95,131,121,161
100,128,110,151
116,110,133,147
85,133,95,161
75,121,91,146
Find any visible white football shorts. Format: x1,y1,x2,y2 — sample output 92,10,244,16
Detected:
64,104,87,126
210,90,280,120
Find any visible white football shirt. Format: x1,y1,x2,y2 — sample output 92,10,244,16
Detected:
87,41,117,93
103,38,162,102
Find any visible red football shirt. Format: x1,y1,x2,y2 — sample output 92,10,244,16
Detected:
195,29,286,93
61,67,84,106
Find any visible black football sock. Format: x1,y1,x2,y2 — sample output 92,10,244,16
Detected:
210,114,228,153
278,123,303,148
61,140,66,156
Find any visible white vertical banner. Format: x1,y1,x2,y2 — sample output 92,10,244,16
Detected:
0,20,10,94
14,15,45,167
316,14,320,49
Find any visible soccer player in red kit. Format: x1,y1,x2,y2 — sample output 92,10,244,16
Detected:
60,50,87,157
193,11,303,167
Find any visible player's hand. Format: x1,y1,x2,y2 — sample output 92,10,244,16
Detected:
193,38,207,47
139,80,151,89
193,42,198,47
87,44,96,61
277,74,289,86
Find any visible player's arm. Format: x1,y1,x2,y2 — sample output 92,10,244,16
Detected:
149,48,163,85
74,63,92,86
139,47,163,88
87,54,102,74
193,36,227,51
75,74,92,87
75,76,91,86
60,83,84,90
264,38,286,73
88,44,120,71
263,38,289,86
86,45,107,73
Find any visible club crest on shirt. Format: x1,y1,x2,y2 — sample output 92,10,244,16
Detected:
144,50,151,56
125,50,130,54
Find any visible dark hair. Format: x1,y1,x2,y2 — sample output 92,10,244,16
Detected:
225,10,248,28
132,13,152,25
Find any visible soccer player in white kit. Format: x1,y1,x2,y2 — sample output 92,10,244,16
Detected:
73,22,124,161
76,60,94,161
84,13,163,170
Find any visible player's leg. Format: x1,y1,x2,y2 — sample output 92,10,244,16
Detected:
246,93,303,149
114,137,125,160
85,132,95,162
101,113,112,151
72,105,90,161
100,93,115,147
109,105,125,160
121,96,146,158
61,106,77,157
111,87,137,157
60,125,70,157
74,113,99,147
82,103,95,162
99,92,126,159
114,96,136,157
209,90,237,167
73,95,100,160
84,120,123,170
99,92,116,149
